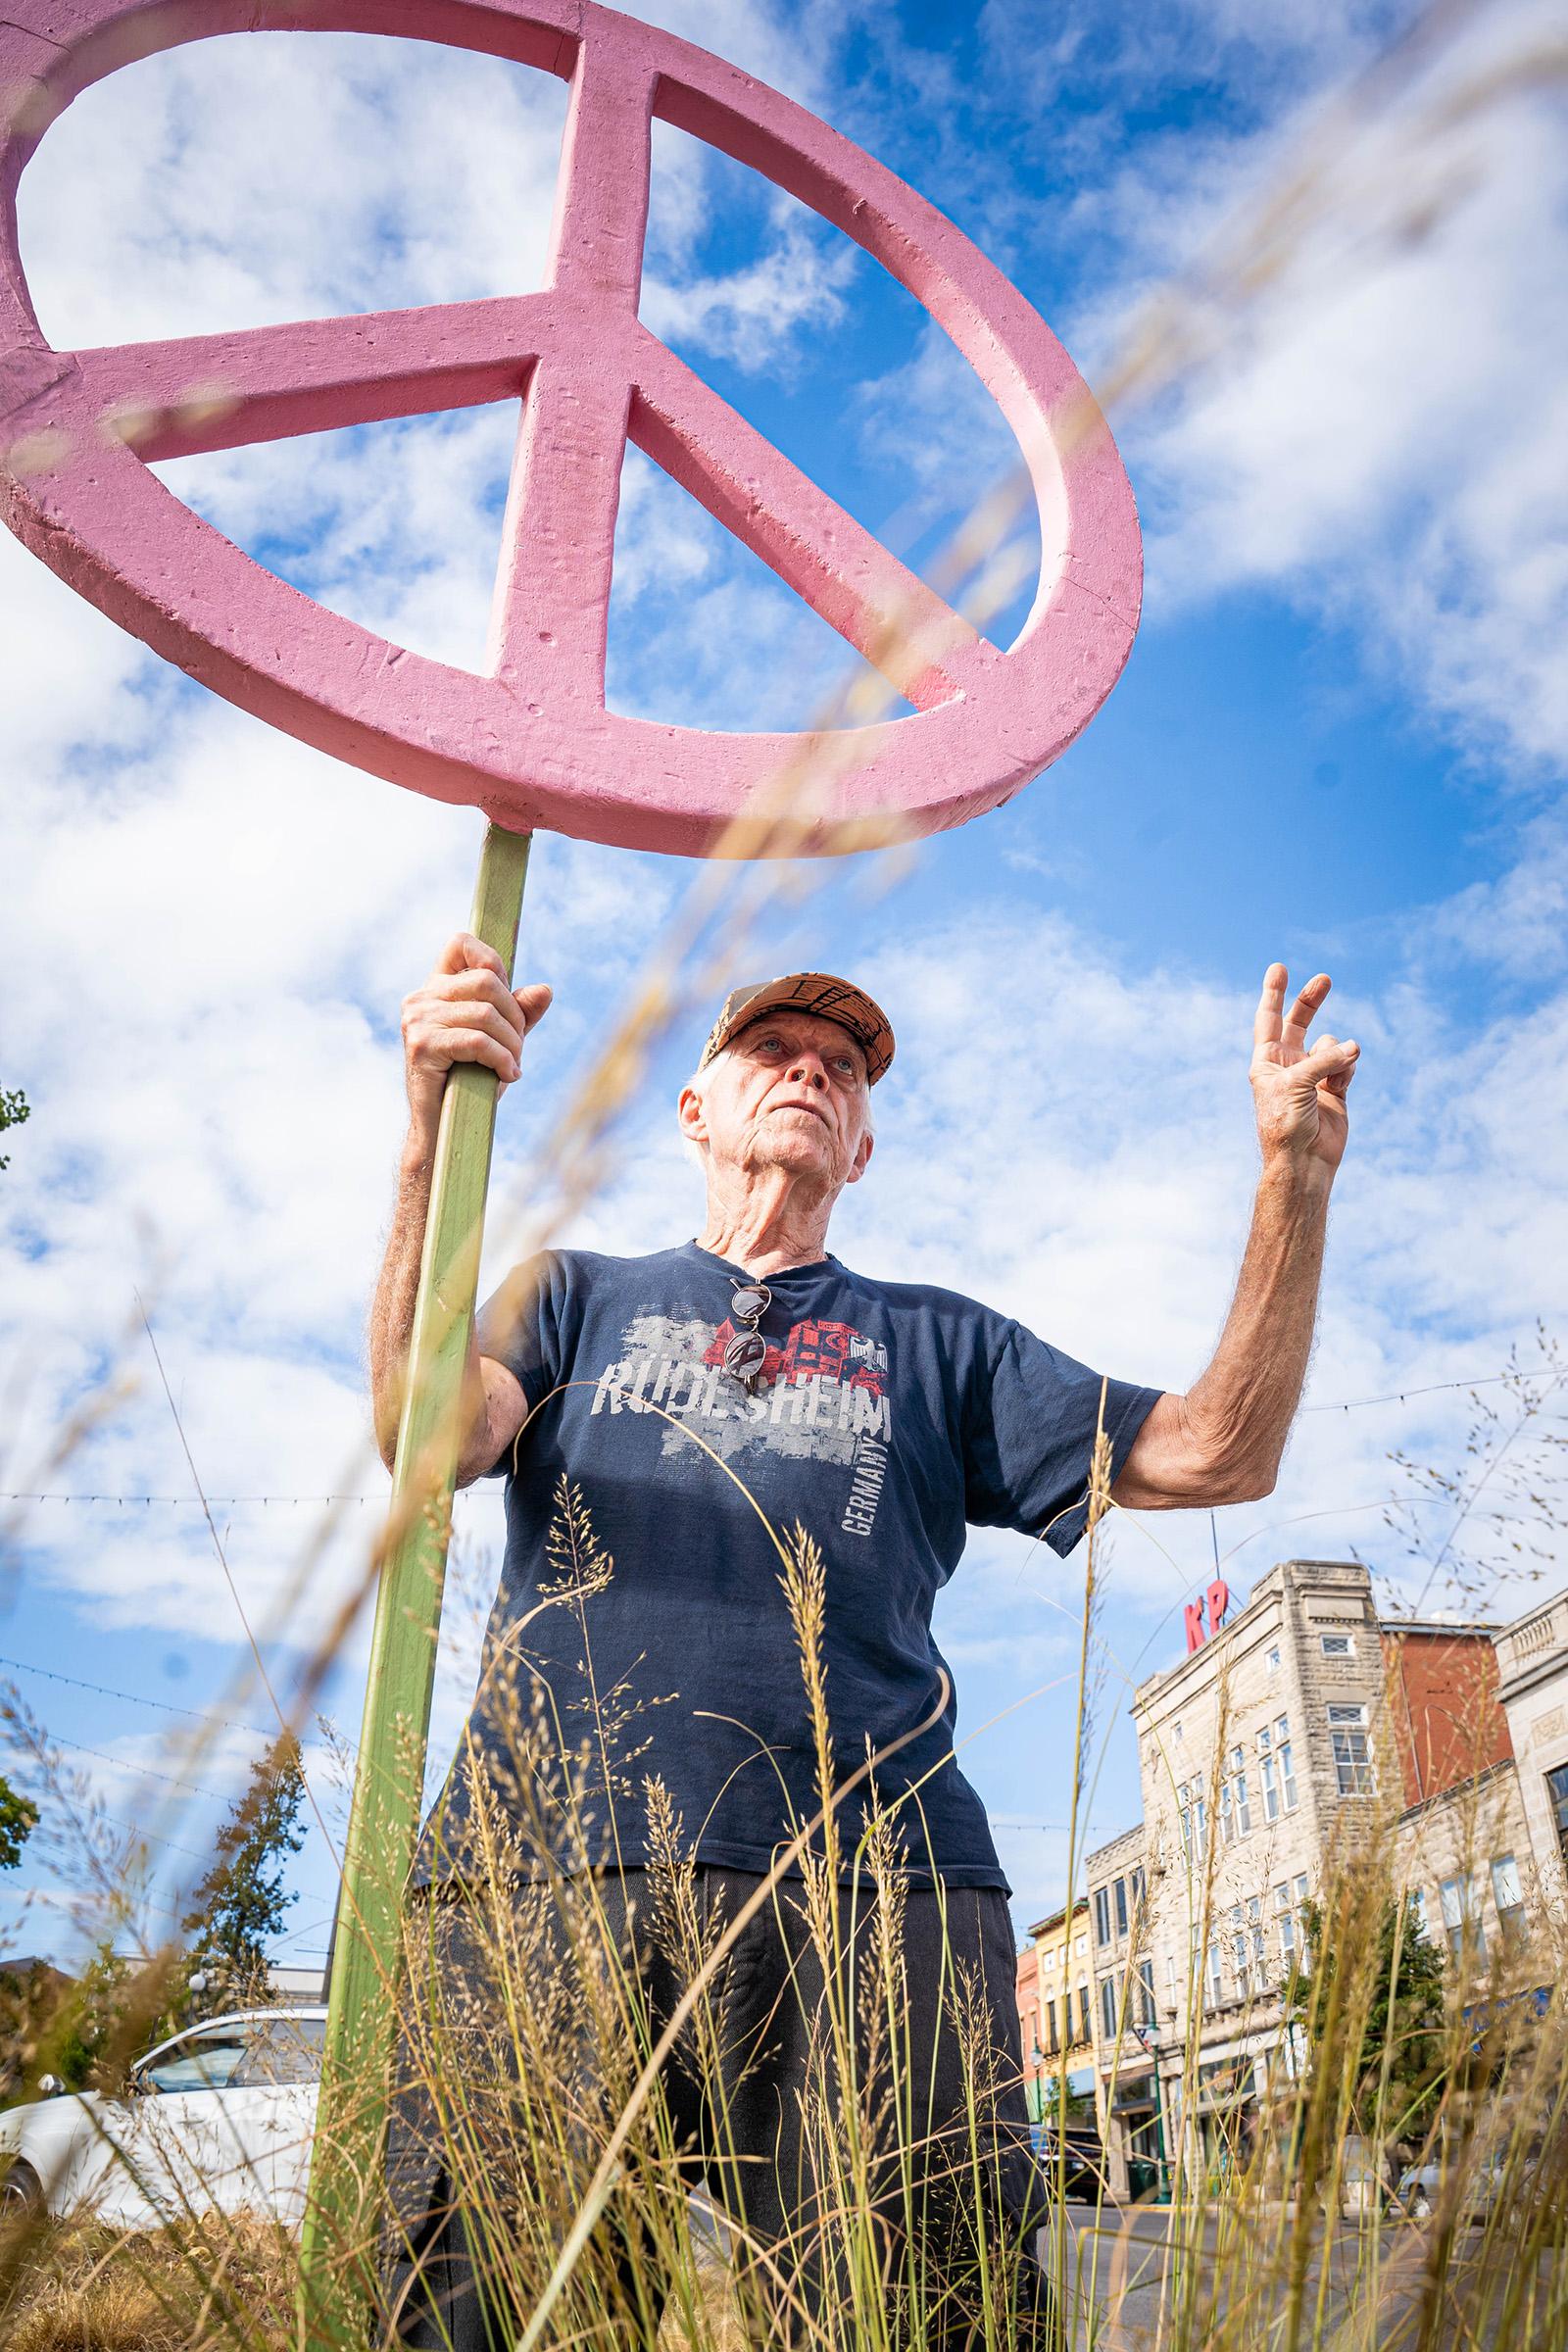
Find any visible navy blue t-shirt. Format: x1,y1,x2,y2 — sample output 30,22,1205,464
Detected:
416,1243,1160,1891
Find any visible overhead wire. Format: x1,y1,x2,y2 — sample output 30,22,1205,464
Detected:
35,1731,237,1804
0,1492,382,1506
0,1650,276,1740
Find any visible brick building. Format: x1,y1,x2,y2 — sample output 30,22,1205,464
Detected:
1383,1617,1537,1973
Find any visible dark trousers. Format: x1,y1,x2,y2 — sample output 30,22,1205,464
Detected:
383,1867,1053,2350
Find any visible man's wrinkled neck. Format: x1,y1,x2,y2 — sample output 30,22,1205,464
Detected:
696,1159,838,1279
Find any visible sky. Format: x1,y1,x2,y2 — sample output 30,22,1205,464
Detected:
1,0,1565,1970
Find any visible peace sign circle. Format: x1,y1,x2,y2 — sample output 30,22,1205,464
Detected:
0,0,1141,858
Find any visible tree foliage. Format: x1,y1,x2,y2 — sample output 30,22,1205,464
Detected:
1289,1890,1449,2144
0,1770,38,1869
52,1941,135,2091
0,1084,28,1172
181,1735,308,2020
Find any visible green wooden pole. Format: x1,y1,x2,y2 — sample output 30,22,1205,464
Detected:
299,821,533,2348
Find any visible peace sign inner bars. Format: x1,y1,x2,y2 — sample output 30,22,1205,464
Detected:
0,0,1143,858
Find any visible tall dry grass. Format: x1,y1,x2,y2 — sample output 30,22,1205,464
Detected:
5,1417,1568,2351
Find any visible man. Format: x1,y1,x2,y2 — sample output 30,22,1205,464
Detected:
370,944,1357,2346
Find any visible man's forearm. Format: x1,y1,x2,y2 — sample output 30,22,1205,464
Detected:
1113,963,1356,1513
1181,1159,1331,1498
368,1121,486,1469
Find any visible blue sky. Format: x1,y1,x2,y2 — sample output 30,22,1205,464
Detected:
1,0,1565,1970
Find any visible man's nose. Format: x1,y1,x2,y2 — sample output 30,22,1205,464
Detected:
788,1058,828,1091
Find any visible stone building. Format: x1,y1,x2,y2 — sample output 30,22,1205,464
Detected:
1016,1897,1095,2125
1126,1558,1382,2178
1084,1824,1161,2195
1494,1587,1568,1918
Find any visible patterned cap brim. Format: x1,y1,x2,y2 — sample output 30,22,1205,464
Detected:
699,972,895,1084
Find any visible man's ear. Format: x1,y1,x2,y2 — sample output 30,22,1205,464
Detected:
676,1082,709,1150
846,1127,875,1186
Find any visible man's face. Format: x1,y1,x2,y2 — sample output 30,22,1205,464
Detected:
678,1011,875,1197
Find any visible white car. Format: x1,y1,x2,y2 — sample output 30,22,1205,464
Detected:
0,2006,324,2229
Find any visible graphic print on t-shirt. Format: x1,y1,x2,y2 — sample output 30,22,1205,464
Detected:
588,1307,894,1538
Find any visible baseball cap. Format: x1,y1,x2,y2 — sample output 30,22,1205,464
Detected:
699,973,896,1086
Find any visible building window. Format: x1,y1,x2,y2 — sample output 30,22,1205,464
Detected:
1165,1948,1179,2006
1328,1702,1375,1795
1440,1874,1486,1967
1276,1876,1311,1968
1259,1718,1298,1818
1101,1978,1119,2040
1266,1643,1281,1672
1114,1876,1129,1937
1045,1997,1058,2055
1275,1883,1296,1966
1075,1935,1087,1959
1181,1783,1207,1860
1547,1761,1568,1864
1231,1904,1250,1998
1320,1632,1355,1656
1491,1853,1527,1944
1094,1886,1111,1946
1206,1938,1224,2009
1138,1958,1156,2029
1078,1984,1092,2041
1409,1886,1431,1944
1130,1865,1146,1915
1230,1745,1251,1836
1249,1893,1266,1984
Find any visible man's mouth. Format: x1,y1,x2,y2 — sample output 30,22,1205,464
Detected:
772,1100,829,1127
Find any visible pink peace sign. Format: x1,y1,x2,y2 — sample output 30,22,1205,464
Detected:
0,0,1141,858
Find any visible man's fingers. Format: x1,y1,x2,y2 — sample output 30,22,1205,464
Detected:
424,1024,518,1083
1298,1035,1359,1084
405,993,524,1070
1251,962,1288,1048
1283,972,1332,1048
402,964,551,1103
454,1000,526,1057
433,930,509,982
514,982,553,1034
421,966,521,1022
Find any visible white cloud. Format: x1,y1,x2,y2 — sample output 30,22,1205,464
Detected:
18,36,570,350
1121,0,1568,768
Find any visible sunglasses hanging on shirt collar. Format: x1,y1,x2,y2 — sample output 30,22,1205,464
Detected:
723,1279,772,1392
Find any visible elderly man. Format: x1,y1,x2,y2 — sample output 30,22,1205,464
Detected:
370,942,1357,2347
